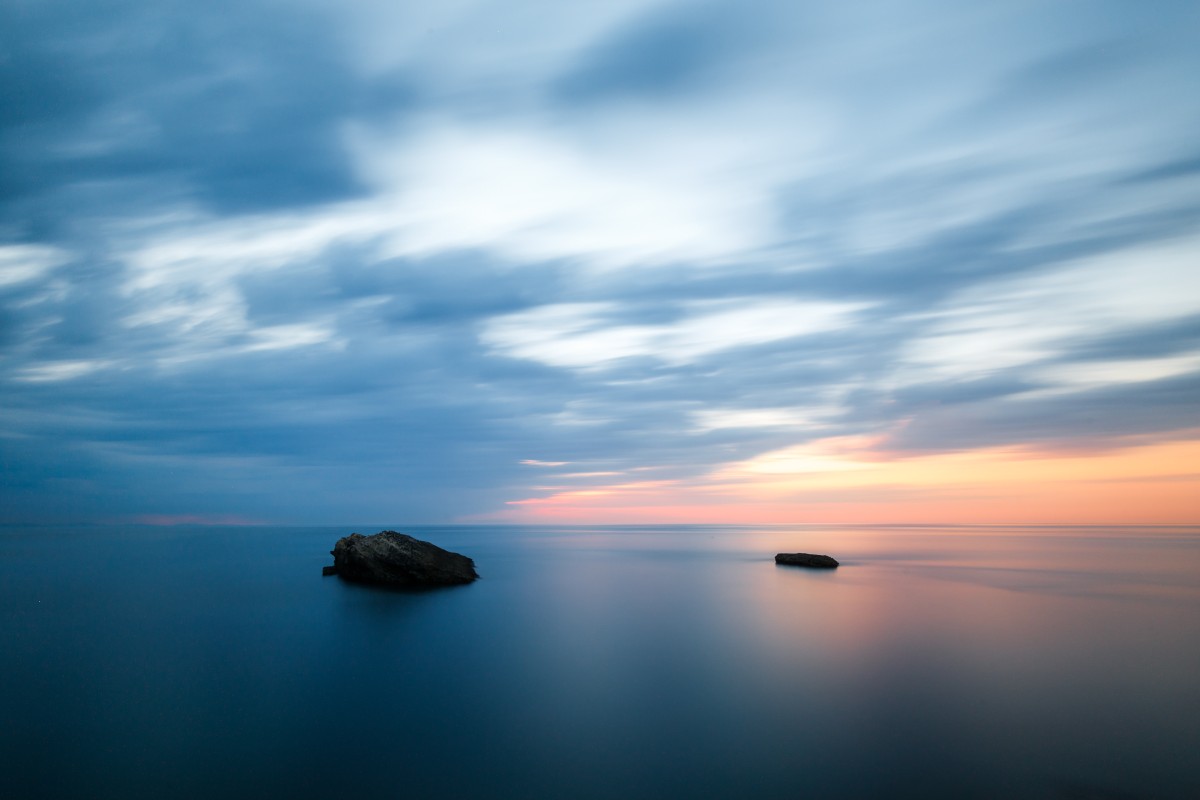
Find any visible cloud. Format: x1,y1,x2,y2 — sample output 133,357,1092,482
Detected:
0,0,374,219
0,245,71,288
689,405,840,433
14,359,113,384
349,116,786,269
552,0,769,104
481,299,868,370
2,0,1199,523
896,234,1200,388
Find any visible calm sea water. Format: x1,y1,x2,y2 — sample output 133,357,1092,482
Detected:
2,524,1198,799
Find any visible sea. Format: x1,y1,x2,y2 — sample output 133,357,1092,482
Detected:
2,524,1198,800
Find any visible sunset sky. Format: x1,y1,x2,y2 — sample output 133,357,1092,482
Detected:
2,0,1198,524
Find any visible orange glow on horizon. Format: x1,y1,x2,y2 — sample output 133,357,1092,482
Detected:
479,434,1200,525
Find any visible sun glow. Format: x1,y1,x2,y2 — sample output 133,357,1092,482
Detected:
489,435,1200,525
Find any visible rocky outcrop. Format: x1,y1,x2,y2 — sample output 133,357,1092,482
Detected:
324,530,478,587
775,552,839,569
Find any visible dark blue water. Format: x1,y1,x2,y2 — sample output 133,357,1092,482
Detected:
2,524,1198,799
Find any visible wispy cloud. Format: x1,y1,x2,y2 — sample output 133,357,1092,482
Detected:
482,299,868,370
1,0,1197,523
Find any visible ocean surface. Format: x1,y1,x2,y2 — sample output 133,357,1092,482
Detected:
2,524,1198,799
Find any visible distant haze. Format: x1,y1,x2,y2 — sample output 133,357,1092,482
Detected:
1,0,1198,524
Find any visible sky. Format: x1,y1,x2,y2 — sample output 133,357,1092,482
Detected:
1,0,1198,525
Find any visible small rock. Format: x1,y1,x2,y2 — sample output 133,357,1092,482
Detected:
325,530,478,587
775,552,839,569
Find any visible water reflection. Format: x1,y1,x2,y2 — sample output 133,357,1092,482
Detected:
1,525,1197,799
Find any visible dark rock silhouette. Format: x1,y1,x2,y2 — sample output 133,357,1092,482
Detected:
775,552,839,568
325,530,478,586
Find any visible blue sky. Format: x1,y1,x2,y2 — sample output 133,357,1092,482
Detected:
2,0,1198,524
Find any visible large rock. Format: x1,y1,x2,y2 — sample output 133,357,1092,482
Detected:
775,552,839,569
325,530,479,587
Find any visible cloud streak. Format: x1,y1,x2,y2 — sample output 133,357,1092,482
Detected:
1,0,1198,523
